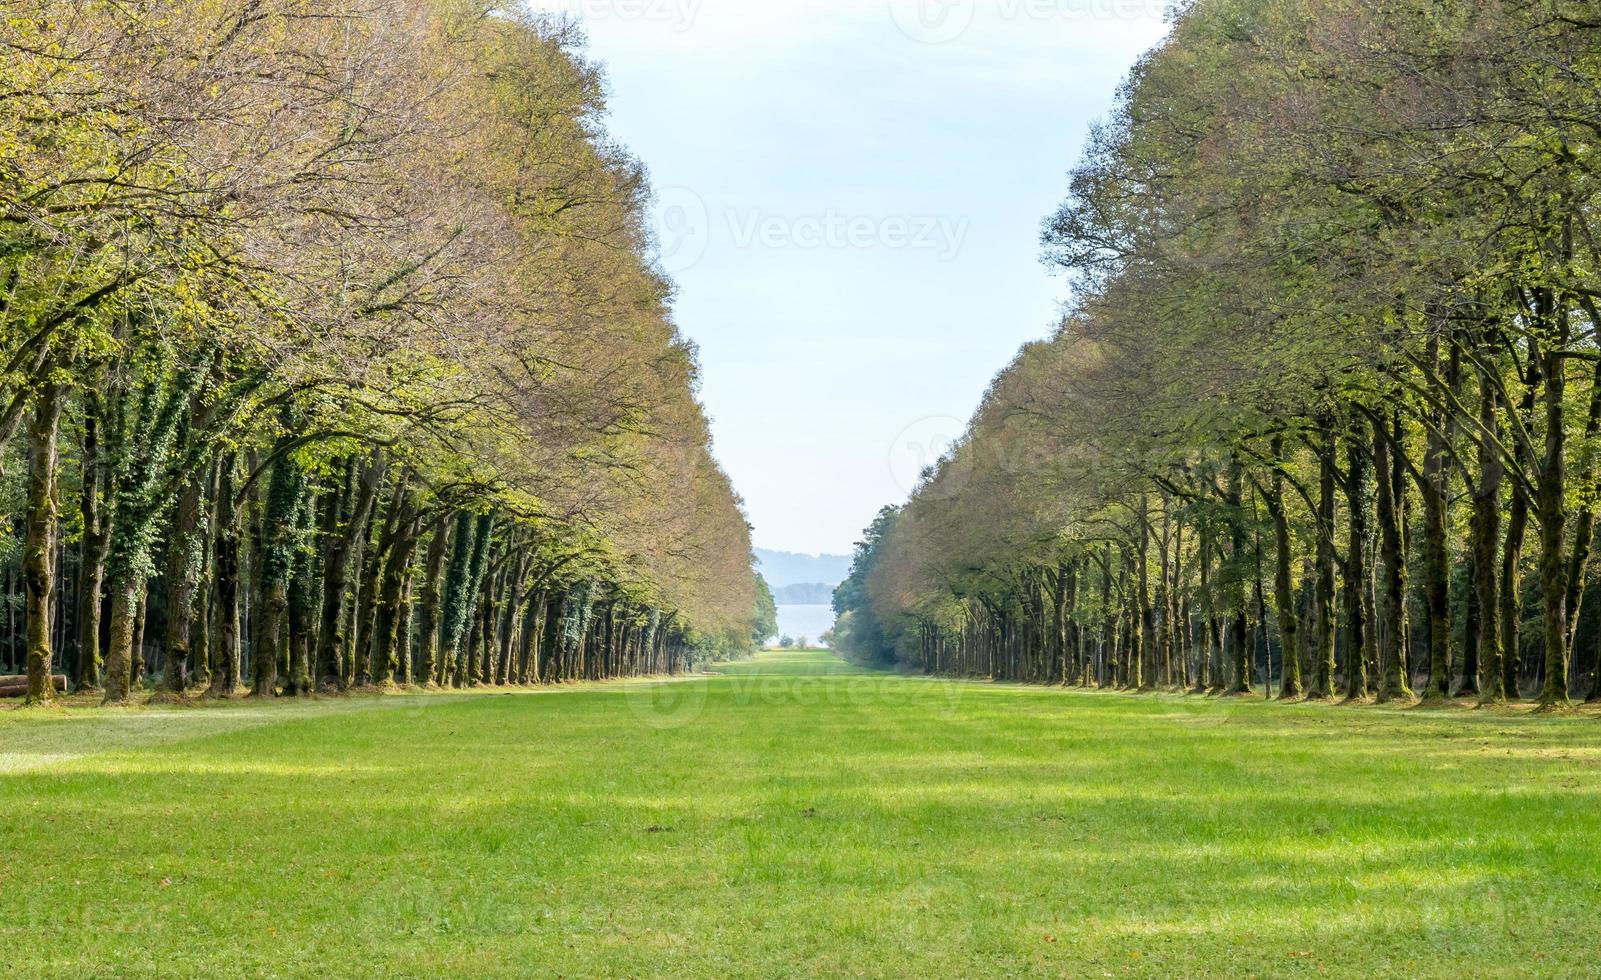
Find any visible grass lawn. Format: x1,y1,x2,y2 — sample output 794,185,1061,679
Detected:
3,650,1599,978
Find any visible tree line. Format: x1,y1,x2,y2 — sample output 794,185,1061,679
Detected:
1,0,768,705
834,0,1601,709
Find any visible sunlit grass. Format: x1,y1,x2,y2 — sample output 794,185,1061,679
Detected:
3,650,1599,977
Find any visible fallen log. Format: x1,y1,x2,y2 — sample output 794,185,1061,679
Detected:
0,674,68,698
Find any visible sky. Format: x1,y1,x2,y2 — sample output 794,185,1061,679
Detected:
528,0,1172,556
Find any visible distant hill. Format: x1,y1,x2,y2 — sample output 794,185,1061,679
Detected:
755,548,851,591
772,582,835,605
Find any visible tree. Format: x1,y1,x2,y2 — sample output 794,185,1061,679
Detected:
0,0,768,705
847,0,1601,712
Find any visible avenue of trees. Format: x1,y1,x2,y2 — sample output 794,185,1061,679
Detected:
835,0,1601,708
0,0,767,705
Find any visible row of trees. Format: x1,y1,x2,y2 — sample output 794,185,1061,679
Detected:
1,1,767,705
835,0,1601,708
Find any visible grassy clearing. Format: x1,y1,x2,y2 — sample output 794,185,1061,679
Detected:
3,650,1599,978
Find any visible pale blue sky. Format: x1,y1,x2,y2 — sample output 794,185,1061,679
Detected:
530,0,1171,555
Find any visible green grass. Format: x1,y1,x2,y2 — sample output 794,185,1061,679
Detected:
3,650,1600,978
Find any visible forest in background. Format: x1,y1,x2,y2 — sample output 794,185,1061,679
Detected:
835,0,1601,708
0,0,770,705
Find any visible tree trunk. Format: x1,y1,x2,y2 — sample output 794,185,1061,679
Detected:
131,585,148,689
1472,368,1503,701
1373,416,1412,701
498,551,529,685
1133,505,1149,691
1535,334,1570,707
416,515,451,687
284,486,320,696
160,461,207,696
99,348,208,704
315,455,375,690
103,578,139,705
1268,436,1302,698
22,382,64,705
351,476,401,689
1344,425,1370,702
207,457,241,698
518,588,545,684
1566,358,1601,696
1196,529,1213,692
439,511,477,687
250,435,303,698
1225,457,1251,694
1498,483,1529,700
372,503,420,687
75,397,108,692
1420,422,1452,698
1312,421,1338,698
251,580,286,698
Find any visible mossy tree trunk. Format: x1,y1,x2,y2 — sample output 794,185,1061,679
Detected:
351,475,401,688
1130,515,1148,691
1312,421,1338,699
1535,328,1570,708
160,442,207,696
23,381,65,705
1195,529,1213,692
371,482,420,687
1267,436,1302,699
1495,343,1541,701
285,485,321,696
438,510,474,685
1225,457,1251,695
415,514,451,687
1373,416,1412,701
75,394,109,692
1498,481,1529,701
540,591,566,682
250,432,304,698
1569,355,1601,700
316,455,379,690
395,571,416,684
518,588,545,684
207,456,242,698
442,511,493,688
498,549,530,685
1420,411,1452,698
1473,368,1504,702
100,345,207,705
1343,426,1371,701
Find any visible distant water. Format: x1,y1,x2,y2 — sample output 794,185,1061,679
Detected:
774,604,835,647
